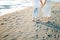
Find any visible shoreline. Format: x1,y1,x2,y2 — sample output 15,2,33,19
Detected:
0,2,60,16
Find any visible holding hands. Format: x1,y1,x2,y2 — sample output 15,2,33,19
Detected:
40,0,46,8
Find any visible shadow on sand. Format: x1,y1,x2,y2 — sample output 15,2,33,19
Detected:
35,20,60,30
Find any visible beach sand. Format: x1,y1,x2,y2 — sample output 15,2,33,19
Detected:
0,3,60,40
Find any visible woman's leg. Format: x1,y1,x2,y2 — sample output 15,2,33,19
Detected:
32,8,39,21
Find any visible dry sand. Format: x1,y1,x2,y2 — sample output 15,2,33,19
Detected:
0,3,60,40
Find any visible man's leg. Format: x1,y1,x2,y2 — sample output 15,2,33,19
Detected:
42,3,51,22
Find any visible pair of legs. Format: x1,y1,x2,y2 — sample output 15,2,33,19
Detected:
32,8,51,22
32,3,51,22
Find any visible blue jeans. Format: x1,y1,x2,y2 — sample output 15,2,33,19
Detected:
32,8,39,18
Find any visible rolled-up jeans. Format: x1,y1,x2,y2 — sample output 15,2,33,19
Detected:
42,3,51,17
32,8,39,18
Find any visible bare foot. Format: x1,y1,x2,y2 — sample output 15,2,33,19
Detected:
42,17,50,22
32,18,39,22
32,18,35,21
32,18,36,22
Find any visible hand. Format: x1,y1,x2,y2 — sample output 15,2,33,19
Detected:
40,0,46,8
41,4,44,8
42,3,46,8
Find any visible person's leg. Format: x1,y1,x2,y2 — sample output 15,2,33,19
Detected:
32,8,39,21
42,3,51,22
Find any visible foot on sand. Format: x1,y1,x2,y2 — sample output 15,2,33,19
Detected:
32,18,40,22
42,17,50,22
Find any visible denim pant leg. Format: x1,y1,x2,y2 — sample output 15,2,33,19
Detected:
32,8,39,18
42,3,51,17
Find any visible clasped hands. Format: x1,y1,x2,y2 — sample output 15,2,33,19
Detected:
40,0,46,8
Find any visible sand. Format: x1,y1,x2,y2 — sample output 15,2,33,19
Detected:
0,3,60,40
